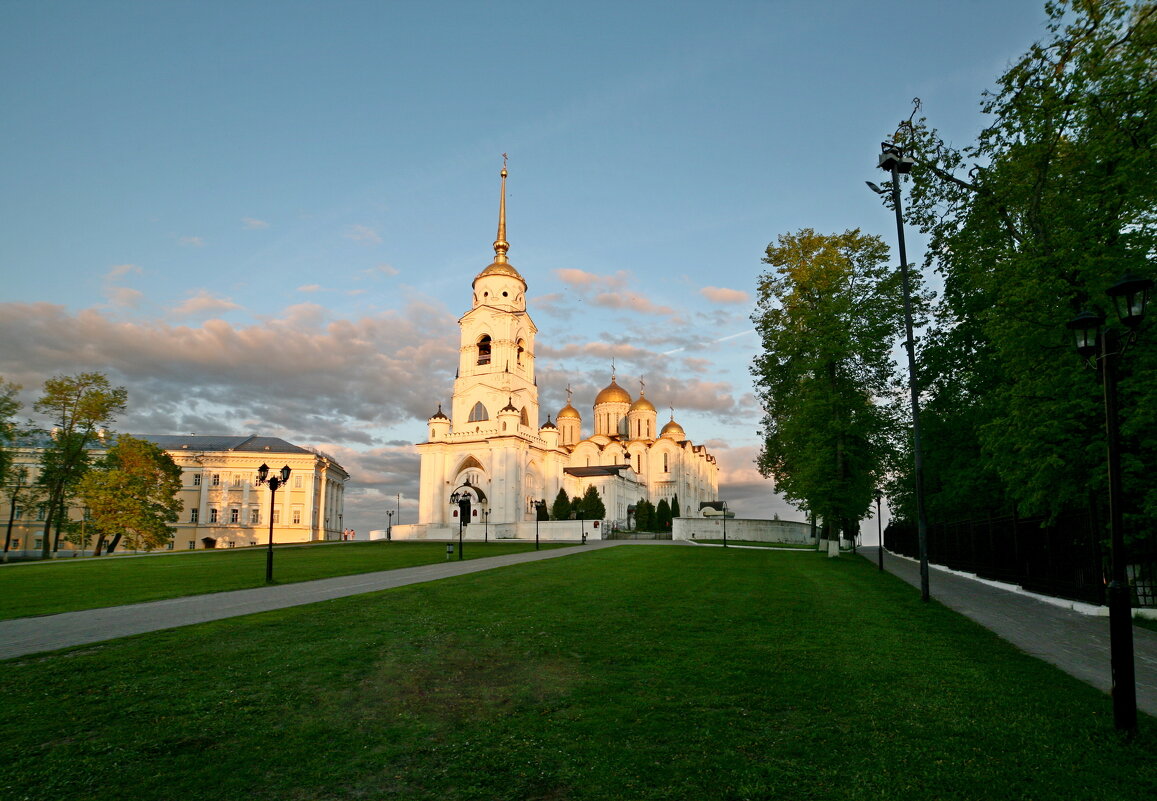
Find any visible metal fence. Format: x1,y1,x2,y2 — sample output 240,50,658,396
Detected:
884,510,1157,608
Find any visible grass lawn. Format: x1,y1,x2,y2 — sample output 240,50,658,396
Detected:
2,547,1154,800
0,541,568,620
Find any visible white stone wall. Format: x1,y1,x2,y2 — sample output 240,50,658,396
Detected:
672,518,813,544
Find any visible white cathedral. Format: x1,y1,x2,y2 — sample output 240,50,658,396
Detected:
406,167,719,540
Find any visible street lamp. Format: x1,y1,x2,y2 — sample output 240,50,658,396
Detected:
386,509,394,542
868,141,930,602
256,463,291,583
722,501,728,547
1066,271,1152,734
448,478,484,561
484,507,490,543
876,490,884,572
534,501,546,550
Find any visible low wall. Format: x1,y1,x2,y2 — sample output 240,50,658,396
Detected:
673,517,813,544
385,520,603,542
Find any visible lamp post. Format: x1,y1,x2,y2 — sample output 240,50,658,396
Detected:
386,509,393,542
449,478,484,561
868,141,930,602
722,501,728,547
534,501,546,550
876,490,884,572
1066,272,1152,734
256,463,291,583
484,507,490,543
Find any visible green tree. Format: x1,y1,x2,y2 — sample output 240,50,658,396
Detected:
890,0,1157,522
656,498,672,531
671,494,681,520
550,488,571,521
751,229,909,542
0,377,21,486
576,485,606,521
33,373,128,558
634,498,655,532
535,499,549,522
78,435,182,554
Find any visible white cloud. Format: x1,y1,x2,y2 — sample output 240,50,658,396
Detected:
344,224,382,245
178,236,205,248
241,217,270,229
105,286,144,308
105,263,141,280
700,286,750,305
297,284,322,293
169,290,244,317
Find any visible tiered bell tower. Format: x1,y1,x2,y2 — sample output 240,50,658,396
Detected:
450,165,540,432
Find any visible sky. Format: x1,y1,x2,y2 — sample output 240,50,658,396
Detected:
0,0,1055,540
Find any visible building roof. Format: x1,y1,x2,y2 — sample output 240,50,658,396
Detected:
563,465,632,478
139,434,316,454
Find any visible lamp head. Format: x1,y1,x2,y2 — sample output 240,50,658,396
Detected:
1106,273,1153,329
257,463,270,483
1066,309,1104,359
279,465,291,484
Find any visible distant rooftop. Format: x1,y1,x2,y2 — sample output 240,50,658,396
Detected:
138,434,314,455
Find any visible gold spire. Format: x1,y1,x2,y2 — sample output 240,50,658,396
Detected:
493,156,509,264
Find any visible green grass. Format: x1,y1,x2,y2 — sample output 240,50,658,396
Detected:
0,541,568,620
1,547,1153,800
693,539,820,549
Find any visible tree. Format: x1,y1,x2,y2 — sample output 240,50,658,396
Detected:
535,499,549,521
751,229,910,542
78,435,182,554
550,488,571,521
634,498,655,532
576,485,605,522
671,494,681,520
33,373,128,558
890,0,1157,523
656,498,672,531
0,377,21,486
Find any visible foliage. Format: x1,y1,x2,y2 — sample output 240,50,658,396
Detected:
0,377,21,486
634,498,655,531
890,0,1157,524
535,498,549,521
77,435,183,554
671,493,681,519
656,497,672,531
574,485,606,521
3,549,1155,800
751,228,910,539
32,373,128,558
550,488,571,521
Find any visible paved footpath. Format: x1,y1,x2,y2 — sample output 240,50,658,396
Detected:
863,546,1157,718
0,540,643,661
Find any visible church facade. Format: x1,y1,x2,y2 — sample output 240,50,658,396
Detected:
406,167,719,539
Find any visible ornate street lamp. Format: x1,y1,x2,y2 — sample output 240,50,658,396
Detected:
1066,272,1152,734
449,478,485,561
868,141,930,602
256,463,291,583
386,509,394,542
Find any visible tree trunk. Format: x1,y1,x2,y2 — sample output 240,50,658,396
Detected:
106,533,122,554
92,532,106,557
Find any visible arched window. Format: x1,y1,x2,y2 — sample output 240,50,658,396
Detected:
468,402,489,422
516,339,525,365
477,335,492,365
520,407,529,426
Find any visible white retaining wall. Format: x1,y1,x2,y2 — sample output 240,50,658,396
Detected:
673,517,813,544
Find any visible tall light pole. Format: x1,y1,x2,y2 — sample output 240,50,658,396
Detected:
256,463,291,584
1066,272,1152,734
386,509,394,542
484,507,490,543
722,501,728,547
868,141,930,602
876,490,884,572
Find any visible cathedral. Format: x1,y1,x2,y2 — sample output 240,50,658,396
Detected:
409,166,719,539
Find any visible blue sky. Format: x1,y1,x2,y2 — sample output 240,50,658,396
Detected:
0,0,1053,536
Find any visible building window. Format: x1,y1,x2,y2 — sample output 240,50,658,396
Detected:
212,473,221,486
36,506,46,521
272,508,280,524
12,507,21,521
294,475,303,489
468,402,489,422
232,474,243,487
663,453,669,473
209,508,219,523
193,474,202,486
190,508,199,523
188,541,196,550
292,507,302,525
250,508,260,524
230,507,240,523
477,334,492,365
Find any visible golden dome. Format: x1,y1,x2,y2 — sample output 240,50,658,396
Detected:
630,394,656,413
474,260,526,284
595,378,632,405
557,403,581,420
661,419,686,439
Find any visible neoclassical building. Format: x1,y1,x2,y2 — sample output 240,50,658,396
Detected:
407,167,718,539
2,434,348,556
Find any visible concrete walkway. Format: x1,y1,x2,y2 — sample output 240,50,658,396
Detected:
863,546,1157,718
0,540,639,661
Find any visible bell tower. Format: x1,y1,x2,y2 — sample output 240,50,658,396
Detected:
450,163,539,432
